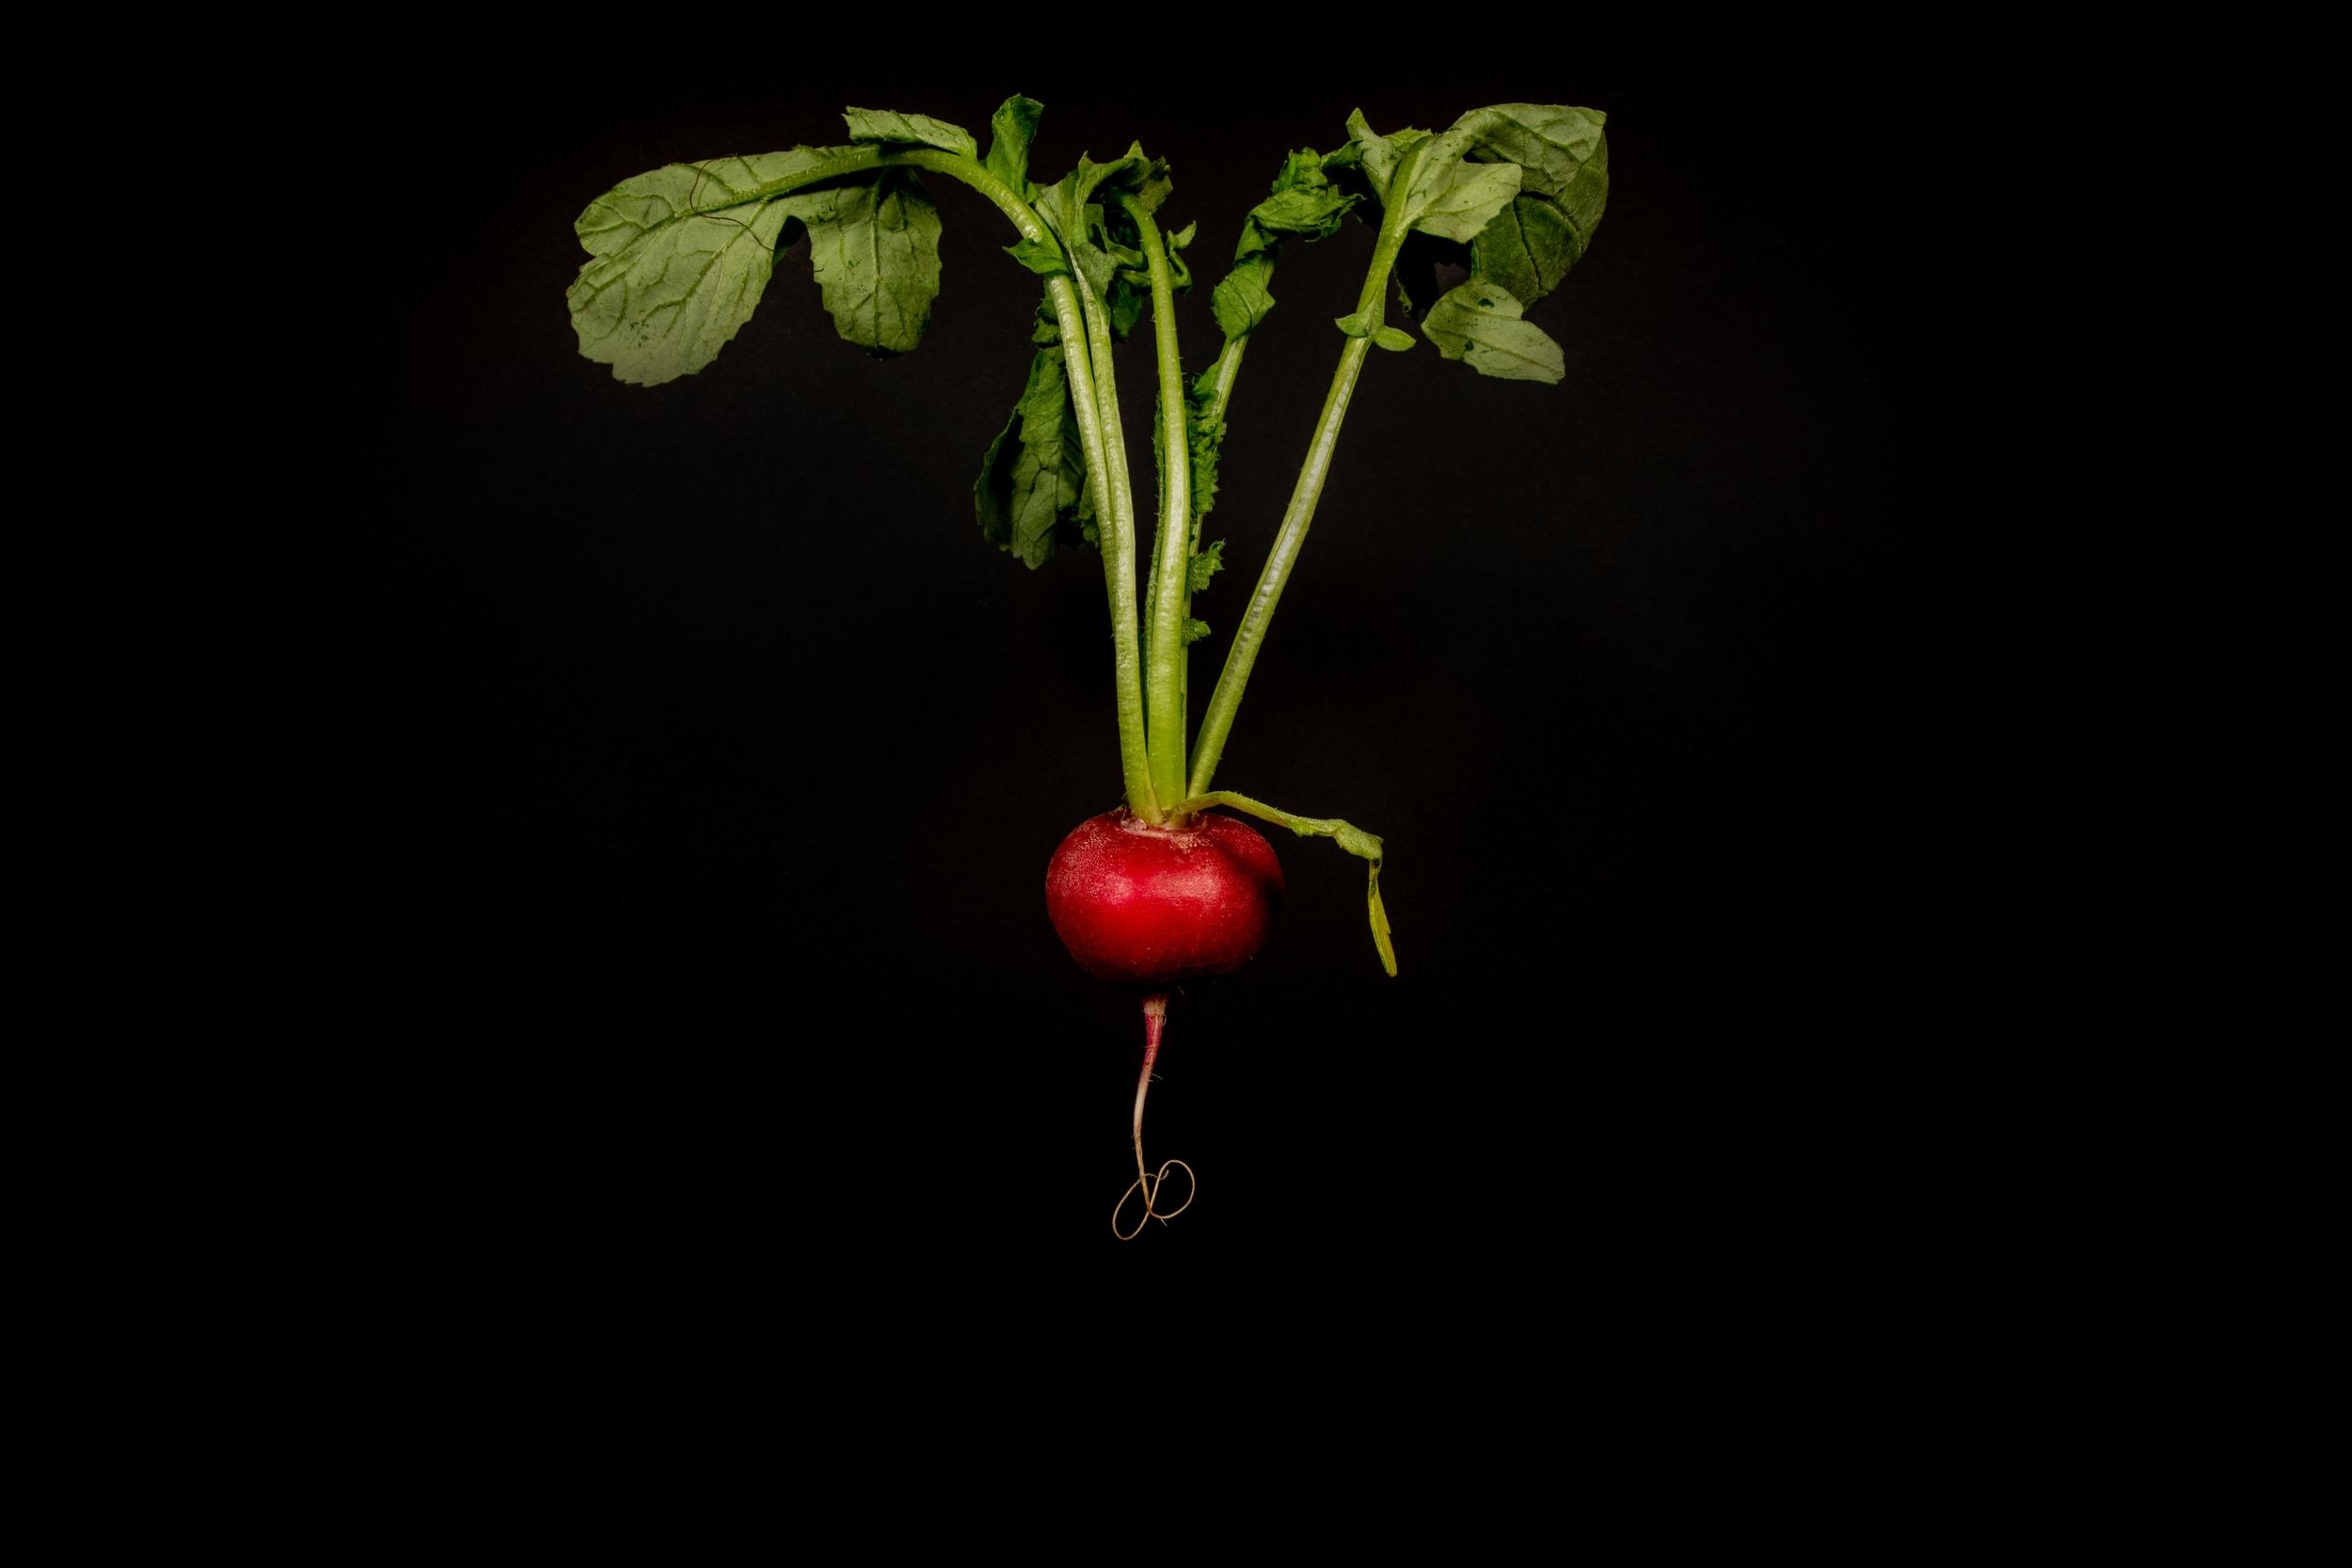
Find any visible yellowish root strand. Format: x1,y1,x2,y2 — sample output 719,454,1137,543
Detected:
1111,993,1192,1240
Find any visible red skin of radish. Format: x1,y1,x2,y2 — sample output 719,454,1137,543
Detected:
1045,810,1284,987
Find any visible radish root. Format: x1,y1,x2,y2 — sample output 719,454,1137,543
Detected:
1112,993,1195,1240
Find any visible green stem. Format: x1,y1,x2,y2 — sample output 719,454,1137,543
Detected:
1171,791,1375,851
1120,197,1193,816
1172,790,1396,976
1198,273,1263,430
1187,215,1408,798
1065,261,1156,822
895,151,1156,822
1182,263,1271,788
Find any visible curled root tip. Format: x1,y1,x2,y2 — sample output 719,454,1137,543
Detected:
1111,1159,1198,1241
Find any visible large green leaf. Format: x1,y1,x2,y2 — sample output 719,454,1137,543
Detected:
1419,281,1564,383
1452,104,1609,306
568,150,854,386
797,169,945,356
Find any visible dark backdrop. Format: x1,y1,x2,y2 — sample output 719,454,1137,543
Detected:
332,65,1966,1325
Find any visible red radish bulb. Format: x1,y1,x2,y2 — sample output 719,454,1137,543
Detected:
1045,810,1284,986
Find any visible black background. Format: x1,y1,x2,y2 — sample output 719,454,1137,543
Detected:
331,61,1967,1319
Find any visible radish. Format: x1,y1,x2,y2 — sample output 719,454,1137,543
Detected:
1045,809,1283,988
567,96,1607,1236
1046,808,1285,1236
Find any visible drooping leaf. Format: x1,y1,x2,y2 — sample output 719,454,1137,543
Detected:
983,95,1044,192
1367,862,1397,976
1419,280,1564,383
797,169,944,355
1450,104,1609,208
1452,103,1609,306
1463,198,1576,309
975,346,1089,566
842,107,977,160
568,150,858,386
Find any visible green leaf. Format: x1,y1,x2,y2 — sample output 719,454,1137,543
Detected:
797,170,944,356
1104,141,1175,218
1450,103,1609,207
1334,310,1373,338
1404,139,1521,243
1371,325,1415,352
1367,862,1396,976
1420,281,1564,383
1004,234,1068,277
1272,146,1336,194
1034,148,1151,245
568,150,855,386
1451,103,1609,306
1462,198,1574,309
1252,184,1355,238
1183,618,1213,643
1165,220,1198,292
842,107,977,160
975,347,1089,567
983,95,1044,192
1186,538,1225,592
1344,109,1431,200
1108,278,1146,340
1211,260,1276,340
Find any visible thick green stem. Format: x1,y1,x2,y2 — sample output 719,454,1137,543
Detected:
896,151,1156,821
1188,217,1407,798
1066,262,1156,822
1121,198,1193,816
